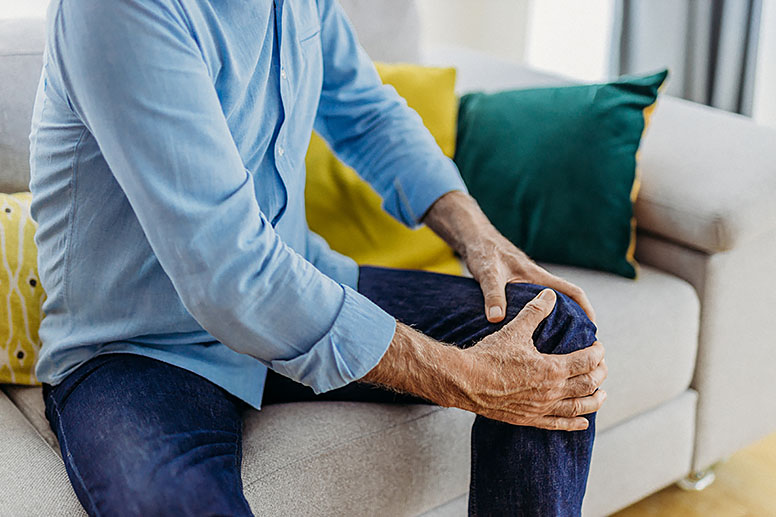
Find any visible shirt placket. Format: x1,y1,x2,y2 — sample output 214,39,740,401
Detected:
270,0,292,226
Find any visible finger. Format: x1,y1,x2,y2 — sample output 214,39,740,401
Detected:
564,360,608,397
533,415,590,432
479,272,507,323
506,288,556,336
532,271,596,325
551,390,607,417
554,341,605,377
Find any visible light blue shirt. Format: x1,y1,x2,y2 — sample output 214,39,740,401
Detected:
29,0,466,408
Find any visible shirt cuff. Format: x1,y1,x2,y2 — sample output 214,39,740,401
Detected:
268,284,396,394
393,156,468,228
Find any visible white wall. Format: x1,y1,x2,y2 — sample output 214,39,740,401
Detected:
418,0,615,82
753,0,776,128
525,0,616,82
0,0,49,19
417,0,531,63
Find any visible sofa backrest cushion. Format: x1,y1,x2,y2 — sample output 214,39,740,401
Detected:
0,18,45,194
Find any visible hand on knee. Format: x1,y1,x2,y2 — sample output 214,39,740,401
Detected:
453,289,607,431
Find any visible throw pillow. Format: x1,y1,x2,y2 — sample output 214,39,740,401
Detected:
454,70,668,278
0,192,44,385
305,63,463,276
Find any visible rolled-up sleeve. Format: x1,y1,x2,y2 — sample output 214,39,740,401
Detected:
313,0,468,228
52,0,395,393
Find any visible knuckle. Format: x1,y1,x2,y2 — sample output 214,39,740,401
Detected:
479,272,501,289
595,366,608,385
554,402,572,418
534,388,553,404
542,387,561,403
485,296,505,308
562,399,580,417
583,376,598,394
524,301,545,315
544,358,563,379
571,355,590,374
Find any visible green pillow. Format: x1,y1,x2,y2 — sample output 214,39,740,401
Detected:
454,70,668,278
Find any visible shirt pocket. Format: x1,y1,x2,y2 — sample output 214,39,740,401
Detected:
298,23,322,64
287,21,322,157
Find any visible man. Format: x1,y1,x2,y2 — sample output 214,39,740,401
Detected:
29,0,607,515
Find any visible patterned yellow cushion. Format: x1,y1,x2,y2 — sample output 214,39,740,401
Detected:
305,63,463,276
0,192,45,385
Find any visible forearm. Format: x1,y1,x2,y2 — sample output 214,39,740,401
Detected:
422,190,499,259
362,321,469,407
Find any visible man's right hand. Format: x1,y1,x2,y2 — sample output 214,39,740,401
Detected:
362,289,607,431
455,289,606,431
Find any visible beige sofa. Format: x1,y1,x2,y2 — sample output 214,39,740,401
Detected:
2,3,775,516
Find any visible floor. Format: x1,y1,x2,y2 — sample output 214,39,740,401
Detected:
612,432,776,517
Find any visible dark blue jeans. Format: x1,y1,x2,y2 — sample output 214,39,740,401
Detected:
44,266,597,516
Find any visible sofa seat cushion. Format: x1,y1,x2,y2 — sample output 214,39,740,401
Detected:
2,384,59,454
240,402,472,515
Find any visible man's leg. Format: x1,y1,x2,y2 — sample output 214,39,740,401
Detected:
263,265,597,516
43,354,253,517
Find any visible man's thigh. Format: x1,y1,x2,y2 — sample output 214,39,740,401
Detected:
262,266,596,405
44,354,252,517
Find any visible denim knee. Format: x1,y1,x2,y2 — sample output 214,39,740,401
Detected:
504,283,597,356
112,456,250,517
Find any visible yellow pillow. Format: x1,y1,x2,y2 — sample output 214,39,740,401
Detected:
0,192,45,385
305,63,463,276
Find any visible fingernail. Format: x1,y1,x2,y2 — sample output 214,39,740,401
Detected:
538,289,552,301
488,306,503,320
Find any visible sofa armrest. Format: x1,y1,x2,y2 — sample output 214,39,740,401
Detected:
636,97,776,253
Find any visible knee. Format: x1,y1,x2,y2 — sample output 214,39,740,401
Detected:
505,283,596,355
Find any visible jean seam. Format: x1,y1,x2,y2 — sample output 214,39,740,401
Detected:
50,394,102,517
469,426,479,517
233,423,240,475
233,420,253,515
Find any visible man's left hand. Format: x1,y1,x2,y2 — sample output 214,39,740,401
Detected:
462,226,595,323
423,190,596,324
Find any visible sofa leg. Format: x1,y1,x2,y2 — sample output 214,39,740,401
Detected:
677,468,716,491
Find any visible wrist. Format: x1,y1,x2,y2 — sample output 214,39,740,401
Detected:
423,190,497,259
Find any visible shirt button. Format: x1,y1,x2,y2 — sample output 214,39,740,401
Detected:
280,67,287,80
278,145,285,157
